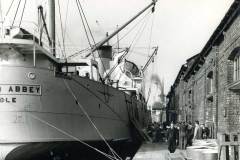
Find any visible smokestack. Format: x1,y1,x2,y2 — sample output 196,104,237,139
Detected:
95,45,112,77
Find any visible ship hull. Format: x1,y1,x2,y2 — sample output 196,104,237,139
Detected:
3,139,141,160
0,66,147,159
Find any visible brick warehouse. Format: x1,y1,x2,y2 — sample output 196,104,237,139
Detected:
166,0,240,138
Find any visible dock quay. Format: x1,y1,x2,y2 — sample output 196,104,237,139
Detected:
132,139,221,160
132,142,186,160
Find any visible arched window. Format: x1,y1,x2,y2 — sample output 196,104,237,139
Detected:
228,47,240,82
234,55,240,81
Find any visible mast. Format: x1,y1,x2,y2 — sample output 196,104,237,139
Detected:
48,0,56,56
85,0,157,57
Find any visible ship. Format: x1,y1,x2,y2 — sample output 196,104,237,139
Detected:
0,0,157,159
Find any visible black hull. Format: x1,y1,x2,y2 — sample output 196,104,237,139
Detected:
5,139,142,160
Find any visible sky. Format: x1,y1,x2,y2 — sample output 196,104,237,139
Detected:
0,0,234,95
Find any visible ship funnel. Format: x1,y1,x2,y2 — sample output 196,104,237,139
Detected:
95,45,112,77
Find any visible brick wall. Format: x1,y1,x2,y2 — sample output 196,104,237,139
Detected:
217,15,240,133
166,2,240,136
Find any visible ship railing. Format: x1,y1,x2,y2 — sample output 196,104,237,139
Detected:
0,21,65,58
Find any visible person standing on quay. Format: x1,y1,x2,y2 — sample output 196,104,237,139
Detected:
167,122,177,153
186,122,194,148
179,121,187,149
193,120,201,141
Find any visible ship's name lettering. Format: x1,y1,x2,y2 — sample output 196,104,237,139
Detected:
0,97,16,103
0,84,41,96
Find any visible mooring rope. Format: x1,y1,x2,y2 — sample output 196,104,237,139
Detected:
63,79,123,160
29,113,118,160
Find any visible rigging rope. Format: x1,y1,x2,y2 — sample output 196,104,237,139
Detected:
0,0,3,22
11,0,21,27
56,34,65,58
29,114,118,160
126,12,151,60
104,48,129,80
75,0,106,83
104,11,151,80
76,0,108,78
75,0,92,51
63,79,122,160
144,12,156,104
63,0,70,53
146,52,156,104
3,0,15,23
77,0,96,46
71,78,127,124
65,30,81,54
2,86,121,160
67,47,91,58
112,10,151,47
57,0,66,58
18,0,26,27
147,11,155,56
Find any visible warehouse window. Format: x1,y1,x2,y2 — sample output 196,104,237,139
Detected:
228,47,240,82
207,71,213,94
188,90,192,103
234,55,240,81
